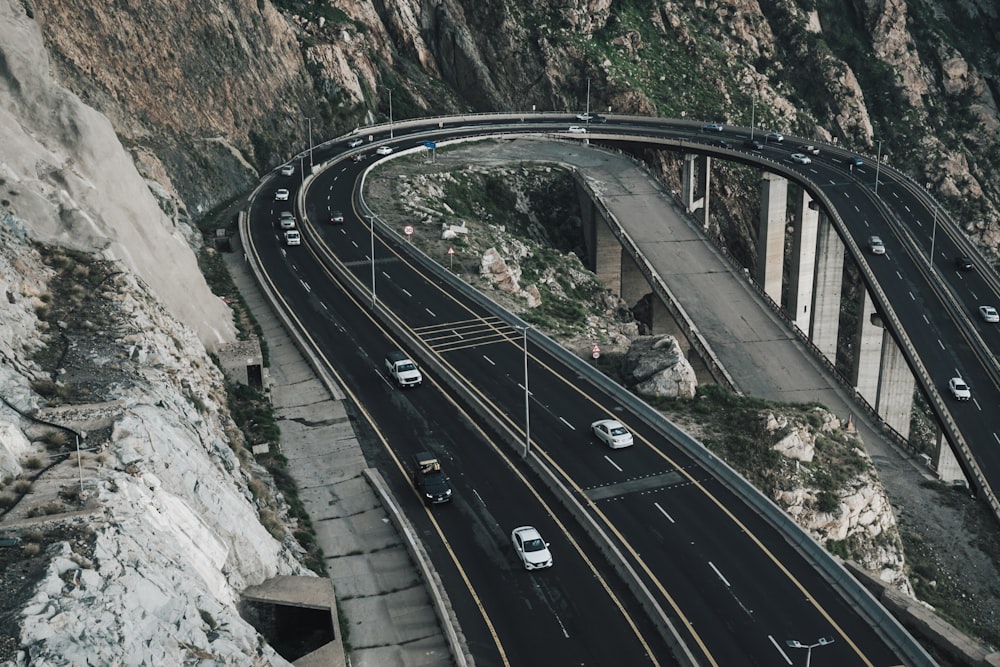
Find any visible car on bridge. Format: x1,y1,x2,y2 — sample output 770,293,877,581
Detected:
766,131,784,142
799,144,820,155
567,125,588,134
847,156,864,170
868,236,885,255
979,305,999,323
949,377,971,401
279,164,294,176
955,256,974,271
576,112,596,121
274,188,289,201
330,210,345,224
511,526,552,570
790,153,812,164
702,122,724,132
283,230,301,246
279,212,296,229
744,138,764,150
347,137,364,148
710,139,731,149
591,419,634,449
376,145,394,156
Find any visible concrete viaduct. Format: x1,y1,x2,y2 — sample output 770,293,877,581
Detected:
577,150,965,483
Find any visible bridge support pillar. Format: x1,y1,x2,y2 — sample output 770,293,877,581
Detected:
591,207,623,296
851,290,884,405
810,212,843,360
682,154,711,229
788,191,819,332
757,173,788,304
621,254,647,309
875,331,915,438
936,432,968,485
650,297,691,356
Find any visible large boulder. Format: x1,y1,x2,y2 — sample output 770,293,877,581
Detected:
622,335,697,399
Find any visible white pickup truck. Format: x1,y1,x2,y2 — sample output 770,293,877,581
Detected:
385,351,422,388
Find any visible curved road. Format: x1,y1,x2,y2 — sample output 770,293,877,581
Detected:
244,115,955,665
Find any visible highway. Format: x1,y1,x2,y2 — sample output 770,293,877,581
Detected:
242,116,940,665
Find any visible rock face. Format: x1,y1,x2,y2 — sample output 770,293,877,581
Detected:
622,335,697,399
0,181,304,665
765,409,911,594
0,0,234,349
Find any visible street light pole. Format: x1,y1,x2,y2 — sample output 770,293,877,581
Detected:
785,637,834,667
386,87,393,139
930,206,938,267
585,78,591,119
874,139,883,195
369,215,376,309
750,96,755,140
521,325,530,458
306,117,313,170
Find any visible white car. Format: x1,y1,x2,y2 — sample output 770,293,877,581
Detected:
375,145,394,156
799,144,820,155
979,305,999,323
766,132,784,142
279,164,294,176
279,211,296,229
868,235,885,255
283,230,301,246
347,137,364,148
274,188,290,201
567,126,588,134
591,419,634,449
576,112,595,121
790,153,811,164
511,526,552,570
949,377,971,401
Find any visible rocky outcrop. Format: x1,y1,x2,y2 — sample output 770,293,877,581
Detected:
764,409,911,593
0,0,234,348
622,335,697,399
0,231,305,664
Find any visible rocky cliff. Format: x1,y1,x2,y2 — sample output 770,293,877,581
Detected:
2,0,1000,661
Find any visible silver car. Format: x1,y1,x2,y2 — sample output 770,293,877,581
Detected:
591,419,634,449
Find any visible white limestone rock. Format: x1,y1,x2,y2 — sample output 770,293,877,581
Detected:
622,335,697,399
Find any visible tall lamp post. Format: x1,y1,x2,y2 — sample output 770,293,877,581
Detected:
369,215,376,308
874,139,883,195
520,325,531,458
749,96,756,140
380,86,393,139
306,117,314,170
785,637,834,667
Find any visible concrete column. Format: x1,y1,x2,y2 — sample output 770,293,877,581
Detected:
851,289,883,404
620,253,648,309
682,154,711,228
810,212,844,360
756,173,788,303
681,154,703,214
650,296,691,356
593,213,622,296
936,432,968,485
874,330,915,438
787,191,819,332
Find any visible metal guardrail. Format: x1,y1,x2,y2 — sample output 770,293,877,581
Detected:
343,135,934,665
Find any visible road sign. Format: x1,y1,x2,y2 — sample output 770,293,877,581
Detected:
424,141,437,150
404,225,414,236
591,343,601,360
447,247,454,255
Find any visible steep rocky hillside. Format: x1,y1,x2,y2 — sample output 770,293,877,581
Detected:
22,0,1000,259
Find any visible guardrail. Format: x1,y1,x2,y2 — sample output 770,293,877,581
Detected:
342,134,934,665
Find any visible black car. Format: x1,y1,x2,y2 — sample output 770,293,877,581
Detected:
743,139,764,150
331,210,345,224
710,139,732,149
590,114,607,124
955,256,974,271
